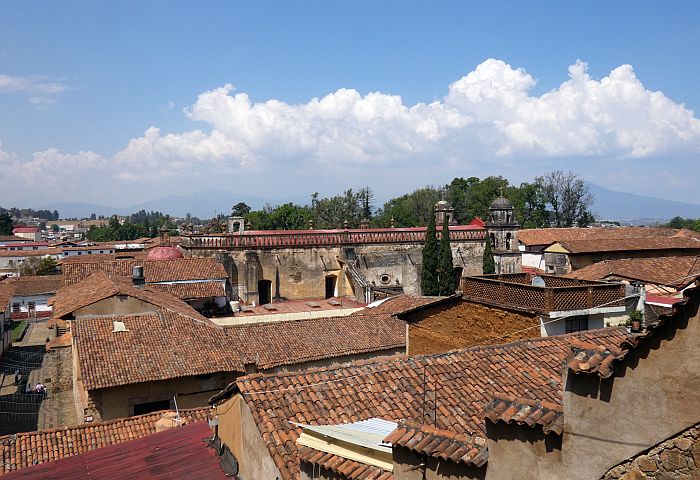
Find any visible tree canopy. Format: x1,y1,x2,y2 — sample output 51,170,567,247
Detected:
420,213,439,295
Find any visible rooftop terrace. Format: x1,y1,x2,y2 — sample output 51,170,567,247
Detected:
462,273,626,314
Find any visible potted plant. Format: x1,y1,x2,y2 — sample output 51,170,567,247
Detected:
629,310,643,332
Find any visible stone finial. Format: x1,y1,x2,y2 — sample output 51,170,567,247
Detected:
308,218,315,230
390,217,395,228
360,218,370,229
343,219,349,229
246,220,252,231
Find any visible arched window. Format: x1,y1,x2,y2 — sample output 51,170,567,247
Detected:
490,233,496,249
506,232,512,250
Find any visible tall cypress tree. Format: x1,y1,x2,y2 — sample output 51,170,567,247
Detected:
483,234,496,274
421,213,439,295
437,216,455,295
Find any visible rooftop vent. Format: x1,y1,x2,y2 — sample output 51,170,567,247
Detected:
112,321,129,333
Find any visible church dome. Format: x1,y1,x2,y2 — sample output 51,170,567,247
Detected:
490,196,513,209
435,199,452,209
146,246,184,261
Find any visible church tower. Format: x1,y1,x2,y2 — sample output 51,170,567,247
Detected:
485,191,522,274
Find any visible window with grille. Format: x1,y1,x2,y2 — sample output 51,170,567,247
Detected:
565,315,589,333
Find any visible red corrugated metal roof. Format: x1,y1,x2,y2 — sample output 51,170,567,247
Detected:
12,227,38,233
2,421,229,480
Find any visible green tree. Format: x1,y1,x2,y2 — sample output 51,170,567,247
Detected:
483,235,495,274
536,170,593,227
51,224,59,233
421,213,439,295
19,257,58,276
508,182,548,228
437,216,455,295
0,213,13,235
375,186,441,227
448,176,508,223
232,202,252,217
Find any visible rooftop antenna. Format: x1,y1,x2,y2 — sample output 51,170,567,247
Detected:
173,395,182,424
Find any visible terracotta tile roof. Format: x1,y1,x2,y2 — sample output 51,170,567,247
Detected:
384,421,488,466
518,227,699,247
2,420,227,480
565,256,700,288
0,283,14,313
3,275,64,296
297,446,393,480
0,250,61,258
233,297,365,317
147,280,226,300
73,310,242,391
62,257,227,286
357,294,452,316
0,235,29,242
567,280,700,378
46,331,72,351
224,313,405,370
566,338,631,378
0,407,210,474
219,328,628,480
50,271,206,321
482,392,564,435
555,236,700,254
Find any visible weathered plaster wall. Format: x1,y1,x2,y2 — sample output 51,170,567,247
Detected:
90,372,235,420
73,296,158,318
216,395,282,480
602,422,700,479
406,300,539,355
188,239,484,304
560,296,700,479
484,422,562,480
392,445,485,480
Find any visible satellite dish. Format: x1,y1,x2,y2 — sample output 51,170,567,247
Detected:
531,276,546,287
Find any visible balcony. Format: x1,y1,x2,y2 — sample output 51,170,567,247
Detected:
461,273,626,314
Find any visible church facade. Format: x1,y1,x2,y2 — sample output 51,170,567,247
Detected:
180,202,488,304
485,195,522,274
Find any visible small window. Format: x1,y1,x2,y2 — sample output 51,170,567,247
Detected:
379,274,391,285
565,316,588,333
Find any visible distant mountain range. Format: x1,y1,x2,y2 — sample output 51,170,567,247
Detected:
40,189,271,220
586,183,700,224
31,184,700,224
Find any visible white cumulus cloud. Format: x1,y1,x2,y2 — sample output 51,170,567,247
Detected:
2,59,700,205
110,59,700,178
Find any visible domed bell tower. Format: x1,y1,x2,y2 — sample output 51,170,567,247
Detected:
485,190,522,274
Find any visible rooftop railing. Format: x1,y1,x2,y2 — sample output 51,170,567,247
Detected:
462,274,625,313
180,226,486,249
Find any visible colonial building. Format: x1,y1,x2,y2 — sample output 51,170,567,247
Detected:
208,328,626,480
518,226,700,274
461,273,628,336
485,194,522,274
207,277,700,480
180,202,487,304
3,275,63,320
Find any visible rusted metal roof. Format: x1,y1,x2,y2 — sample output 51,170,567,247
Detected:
1,421,229,479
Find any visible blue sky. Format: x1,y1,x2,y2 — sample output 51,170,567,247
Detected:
1,1,699,208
